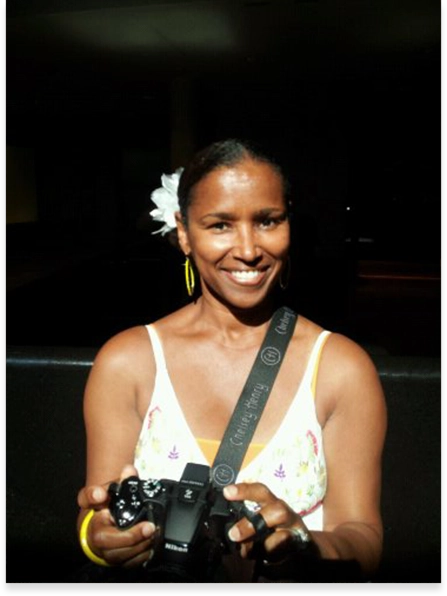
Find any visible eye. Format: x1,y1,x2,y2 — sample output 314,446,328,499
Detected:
259,218,276,229
209,221,230,231
258,215,287,230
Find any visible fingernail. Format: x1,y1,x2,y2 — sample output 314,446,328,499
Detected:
142,523,156,538
92,488,103,502
121,464,136,478
228,525,240,542
223,485,238,498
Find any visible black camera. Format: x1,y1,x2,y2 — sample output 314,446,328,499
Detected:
108,463,247,581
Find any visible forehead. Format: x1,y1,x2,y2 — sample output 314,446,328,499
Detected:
190,159,285,211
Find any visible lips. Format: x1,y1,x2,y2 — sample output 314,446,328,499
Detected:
225,268,267,286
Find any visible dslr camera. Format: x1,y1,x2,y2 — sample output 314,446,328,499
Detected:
108,463,248,581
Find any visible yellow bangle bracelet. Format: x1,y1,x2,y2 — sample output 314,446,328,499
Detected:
79,509,111,567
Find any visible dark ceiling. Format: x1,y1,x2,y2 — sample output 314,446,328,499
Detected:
7,0,440,93
6,2,440,243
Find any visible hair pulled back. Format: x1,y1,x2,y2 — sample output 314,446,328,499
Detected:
177,138,289,221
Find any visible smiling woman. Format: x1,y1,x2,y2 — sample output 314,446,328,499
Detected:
175,155,290,311
75,139,386,583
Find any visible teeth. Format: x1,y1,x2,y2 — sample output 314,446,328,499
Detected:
230,270,261,281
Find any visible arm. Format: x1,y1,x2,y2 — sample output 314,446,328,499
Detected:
76,327,159,568
224,334,387,579
310,334,387,574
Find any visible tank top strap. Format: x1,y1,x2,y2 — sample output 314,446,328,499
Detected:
145,324,168,372
301,330,332,398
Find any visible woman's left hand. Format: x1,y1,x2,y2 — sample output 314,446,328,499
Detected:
223,482,312,563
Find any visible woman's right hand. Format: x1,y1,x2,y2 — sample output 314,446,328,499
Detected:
77,465,159,568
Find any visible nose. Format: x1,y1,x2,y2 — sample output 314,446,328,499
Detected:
232,225,261,262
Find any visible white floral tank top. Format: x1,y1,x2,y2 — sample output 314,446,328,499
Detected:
134,326,330,531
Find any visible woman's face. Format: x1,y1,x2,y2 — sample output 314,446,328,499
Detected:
177,158,290,311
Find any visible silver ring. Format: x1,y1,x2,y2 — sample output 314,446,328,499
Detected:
289,526,312,548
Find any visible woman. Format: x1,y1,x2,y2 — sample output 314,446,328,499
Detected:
76,139,387,582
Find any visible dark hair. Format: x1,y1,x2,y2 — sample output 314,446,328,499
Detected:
177,138,290,221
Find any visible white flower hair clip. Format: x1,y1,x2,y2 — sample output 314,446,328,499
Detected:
149,167,184,235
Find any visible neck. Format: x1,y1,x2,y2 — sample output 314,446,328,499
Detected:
192,295,277,345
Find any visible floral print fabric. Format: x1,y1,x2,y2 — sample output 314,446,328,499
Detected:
134,326,330,531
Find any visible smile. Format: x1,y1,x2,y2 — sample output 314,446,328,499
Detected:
226,269,266,285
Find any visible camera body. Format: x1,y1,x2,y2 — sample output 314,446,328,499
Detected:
108,463,246,581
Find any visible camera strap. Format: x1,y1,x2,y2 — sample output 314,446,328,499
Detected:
211,306,297,488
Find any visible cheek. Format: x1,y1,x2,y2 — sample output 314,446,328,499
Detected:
190,235,231,258
268,229,290,256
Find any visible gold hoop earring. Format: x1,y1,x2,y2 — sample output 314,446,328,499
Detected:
279,256,291,290
184,256,195,297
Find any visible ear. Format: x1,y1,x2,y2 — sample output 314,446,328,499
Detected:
175,212,191,256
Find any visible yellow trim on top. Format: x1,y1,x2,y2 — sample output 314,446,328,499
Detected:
311,333,331,398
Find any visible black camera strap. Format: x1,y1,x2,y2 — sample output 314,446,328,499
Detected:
211,306,297,488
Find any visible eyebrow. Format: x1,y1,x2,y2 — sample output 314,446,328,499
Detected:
200,208,286,222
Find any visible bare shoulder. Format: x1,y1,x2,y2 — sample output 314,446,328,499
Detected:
320,332,381,382
91,325,155,382
316,330,386,424
90,305,194,384
295,316,376,373
292,314,325,348
295,316,385,421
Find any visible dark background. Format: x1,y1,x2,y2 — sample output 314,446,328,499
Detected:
6,0,440,356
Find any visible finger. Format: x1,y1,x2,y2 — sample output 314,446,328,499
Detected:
91,510,158,551
106,537,156,568
120,464,139,481
243,510,274,541
228,509,271,544
78,465,138,510
77,485,108,509
224,482,275,508
257,500,297,529
89,510,159,565
261,528,297,558
227,499,296,546
121,547,155,570
232,519,302,562
240,526,311,563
